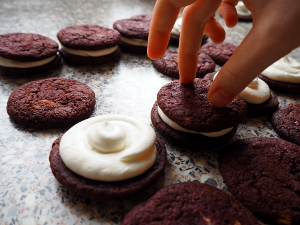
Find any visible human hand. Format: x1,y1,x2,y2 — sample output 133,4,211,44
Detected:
148,0,300,107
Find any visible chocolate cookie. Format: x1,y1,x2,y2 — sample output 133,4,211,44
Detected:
121,182,261,225
152,50,215,79
200,42,237,66
258,74,300,94
169,34,208,45
0,33,61,75
57,24,121,65
271,103,300,145
7,78,95,129
151,78,247,150
113,14,151,54
218,137,300,225
204,72,279,116
49,135,167,200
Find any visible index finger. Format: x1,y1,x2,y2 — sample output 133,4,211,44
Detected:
147,0,197,59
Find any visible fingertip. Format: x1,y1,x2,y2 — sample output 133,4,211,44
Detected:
147,32,170,60
207,86,236,108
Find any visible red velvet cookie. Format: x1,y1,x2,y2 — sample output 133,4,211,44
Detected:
152,50,215,79
0,33,61,75
113,14,151,54
121,182,261,225
219,137,300,225
151,78,247,150
7,78,95,129
57,24,121,65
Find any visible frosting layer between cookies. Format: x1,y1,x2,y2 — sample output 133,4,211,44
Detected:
0,55,56,68
261,56,300,83
214,72,270,104
59,115,157,181
236,2,251,16
120,36,148,47
157,106,233,137
61,45,118,57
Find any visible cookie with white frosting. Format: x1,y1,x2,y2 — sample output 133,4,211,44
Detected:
271,103,300,146
169,17,208,45
0,33,61,75
49,115,167,200
236,1,252,22
152,50,215,79
258,56,300,94
151,78,247,150
113,14,151,54
219,137,300,225
7,78,95,128
57,24,121,65
121,182,261,225
204,72,279,116
200,42,237,66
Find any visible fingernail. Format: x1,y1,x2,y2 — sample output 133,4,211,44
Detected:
208,88,235,108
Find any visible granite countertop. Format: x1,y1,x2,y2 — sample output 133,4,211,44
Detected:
0,0,299,224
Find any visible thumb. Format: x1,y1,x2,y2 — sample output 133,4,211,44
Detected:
207,26,298,108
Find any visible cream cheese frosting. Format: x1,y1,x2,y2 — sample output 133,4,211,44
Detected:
59,115,157,182
0,55,56,68
236,1,252,16
157,106,233,137
261,56,300,83
171,17,182,36
213,72,270,104
61,45,118,57
120,36,148,47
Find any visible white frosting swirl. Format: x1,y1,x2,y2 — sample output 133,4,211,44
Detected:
59,115,157,182
120,36,148,47
61,45,118,57
171,17,182,36
236,1,252,16
157,106,233,137
213,72,270,104
261,56,300,83
0,55,56,68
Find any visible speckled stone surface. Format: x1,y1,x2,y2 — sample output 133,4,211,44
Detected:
0,0,299,224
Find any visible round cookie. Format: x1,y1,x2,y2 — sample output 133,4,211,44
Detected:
151,78,247,150
57,24,121,65
121,182,261,225
258,74,300,94
271,103,300,145
113,14,151,54
200,42,237,66
218,137,300,225
0,33,61,75
7,78,95,129
152,50,215,79
49,134,167,200
204,72,279,116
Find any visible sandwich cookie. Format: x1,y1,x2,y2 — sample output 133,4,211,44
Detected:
57,24,121,65
113,14,151,54
204,72,279,116
151,78,247,150
0,33,61,75
259,56,300,94
169,17,208,45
